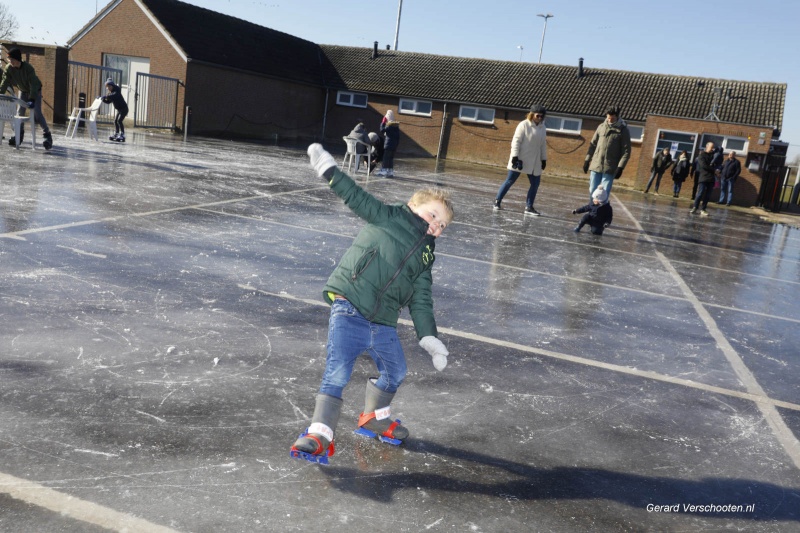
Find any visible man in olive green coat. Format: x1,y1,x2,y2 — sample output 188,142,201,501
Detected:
0,48,53,149
583,106,631,201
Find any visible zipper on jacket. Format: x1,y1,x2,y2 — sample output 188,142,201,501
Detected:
366,233,428,321
351,248,378,281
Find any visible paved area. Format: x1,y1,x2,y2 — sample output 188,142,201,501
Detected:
1,129,799,532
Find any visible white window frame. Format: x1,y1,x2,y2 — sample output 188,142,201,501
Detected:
701,133,749,154
459,105,495,124
336,91,368,108
399,98,432,117
544,115,582,135
627,124,644,143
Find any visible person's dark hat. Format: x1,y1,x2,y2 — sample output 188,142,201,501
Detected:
8,48,22,61
530,104,547,115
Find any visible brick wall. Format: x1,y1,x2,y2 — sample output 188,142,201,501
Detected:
185,62,325,139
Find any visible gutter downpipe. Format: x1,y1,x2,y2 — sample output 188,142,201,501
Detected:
321,88,329,142
436,103,447,167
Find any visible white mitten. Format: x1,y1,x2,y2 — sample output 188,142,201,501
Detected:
419,336,448,371
307,143,337,178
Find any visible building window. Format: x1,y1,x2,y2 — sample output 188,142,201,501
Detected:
337,91,368,108
701,134,748,154
459,105,495,124
627,125,644,142
655,129,698,158
544,115,582,134
399,98,432,117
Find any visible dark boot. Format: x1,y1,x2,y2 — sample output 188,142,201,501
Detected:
291,394,342,460
8,127,24,146
356,378,408,442
43,131,53,150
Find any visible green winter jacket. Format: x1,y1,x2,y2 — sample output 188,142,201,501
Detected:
585,120,632,175
0,62,42,100
323,168,438,339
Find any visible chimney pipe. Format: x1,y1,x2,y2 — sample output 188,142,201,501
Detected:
386,44,390,50
577,57,584,78
372,41,378,59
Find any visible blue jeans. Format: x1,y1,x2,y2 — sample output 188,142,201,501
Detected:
319,299,407,398
589,171,614,201
693,182,713,210
673,181,683,195
719,178,734,204
496,170,541,207
645,170,665,192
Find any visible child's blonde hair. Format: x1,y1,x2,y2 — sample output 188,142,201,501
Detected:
409,188,454,222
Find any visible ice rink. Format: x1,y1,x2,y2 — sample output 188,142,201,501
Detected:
1,130,798,532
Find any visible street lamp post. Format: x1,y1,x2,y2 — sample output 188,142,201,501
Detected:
537,13,553,64
393,0,403,50
517,45,524,61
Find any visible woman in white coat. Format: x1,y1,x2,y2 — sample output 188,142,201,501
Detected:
493,105,548,216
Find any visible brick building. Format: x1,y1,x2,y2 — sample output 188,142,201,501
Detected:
2,0,788,207
0,42,68,124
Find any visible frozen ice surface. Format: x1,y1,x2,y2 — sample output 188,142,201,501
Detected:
0,129,798,531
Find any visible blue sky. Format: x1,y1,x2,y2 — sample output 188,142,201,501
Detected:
7,0,799,162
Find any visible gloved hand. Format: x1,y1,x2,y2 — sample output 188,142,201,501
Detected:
419,336,448,371
541,160,546,171
511,156,523,170
614,167,624,180
307,143,337,180
27,100,35,108
583,160,590,174
572,209,577,215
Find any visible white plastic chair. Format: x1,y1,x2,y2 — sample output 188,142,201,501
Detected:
0,95,35,150
342,136,372,175
65,97,103,141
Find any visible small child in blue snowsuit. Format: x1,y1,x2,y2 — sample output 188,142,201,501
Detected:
290,143,454,464
102,78,128,142
572,185,613,234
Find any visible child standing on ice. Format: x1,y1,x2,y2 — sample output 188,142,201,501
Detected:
102,78,128,142
571,185,613,235
291,143,454,464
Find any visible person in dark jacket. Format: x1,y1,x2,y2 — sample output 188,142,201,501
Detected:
671,150,690,197
690,141,716,216
571,185,613,234
718,151,741,205
378,109,400,177
291,143,454,464
644,147,673,194
0,48,53,149
102,78,128,142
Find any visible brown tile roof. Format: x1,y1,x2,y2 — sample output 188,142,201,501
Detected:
319,45,786,132
138,0,323,86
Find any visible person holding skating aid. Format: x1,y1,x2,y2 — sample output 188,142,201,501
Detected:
571,185,613,235
0,48,53,150
290,143,454,464
102,78,128,142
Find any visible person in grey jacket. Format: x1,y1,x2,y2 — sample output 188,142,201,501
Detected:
718,151,741,205
644,147,673,194
583,106,631,201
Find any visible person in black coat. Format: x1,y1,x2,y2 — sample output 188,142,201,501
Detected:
691,141,716,216
671,150,690,197
571,185,613,234
644,147,673,194
102,78,129,142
